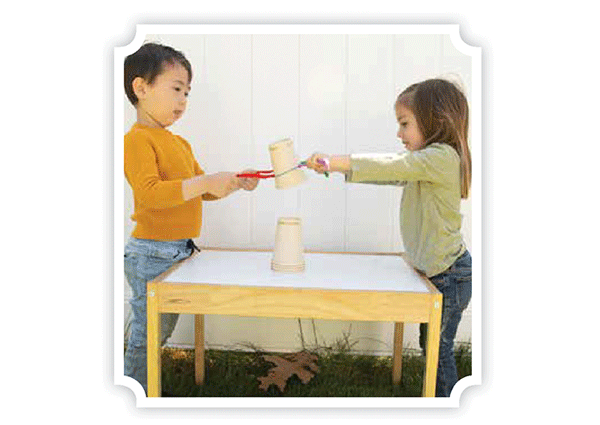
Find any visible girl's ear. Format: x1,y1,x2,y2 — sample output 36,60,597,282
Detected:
132,77,148,100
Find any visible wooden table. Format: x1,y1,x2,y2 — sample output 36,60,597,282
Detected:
147,248,442,397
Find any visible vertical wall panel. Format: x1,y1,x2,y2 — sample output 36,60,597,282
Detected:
298,34,347,251
394,34,443,88
251,35,301,248
345,35,398,253
441,35,472,99
193,35,253,248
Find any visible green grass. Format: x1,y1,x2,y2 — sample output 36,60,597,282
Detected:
158,344,472,397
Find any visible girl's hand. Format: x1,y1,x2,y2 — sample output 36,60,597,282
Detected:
306,153,331,175
236,170,260,191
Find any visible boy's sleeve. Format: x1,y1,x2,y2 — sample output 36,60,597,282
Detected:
346,144,457,185
188,149,220,201
124,134,186,209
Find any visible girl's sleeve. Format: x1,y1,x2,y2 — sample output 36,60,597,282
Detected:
346,144,456,186
124,135,185,209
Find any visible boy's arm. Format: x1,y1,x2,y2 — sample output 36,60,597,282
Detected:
182,172,240,201
125,137,188,209
182,174,209,201
126,135,243,204
183,169,259,201
187,158,246,201
190,158,219,200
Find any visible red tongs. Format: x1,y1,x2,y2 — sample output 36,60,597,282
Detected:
236,170,276,179
236,159,329,179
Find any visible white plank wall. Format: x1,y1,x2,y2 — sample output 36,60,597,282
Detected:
123,32,474,354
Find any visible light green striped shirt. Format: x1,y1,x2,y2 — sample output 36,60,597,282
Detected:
346,142,466,277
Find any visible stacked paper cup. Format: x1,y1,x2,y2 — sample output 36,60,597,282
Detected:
271,217,305,272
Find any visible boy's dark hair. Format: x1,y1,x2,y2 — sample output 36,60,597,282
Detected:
124,42,193,105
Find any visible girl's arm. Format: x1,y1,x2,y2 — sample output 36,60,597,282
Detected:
307,153,404,186
307,145,457,185
306,154,350,174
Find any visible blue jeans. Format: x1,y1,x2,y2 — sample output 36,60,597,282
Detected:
124,237,195,394
419,250,472,397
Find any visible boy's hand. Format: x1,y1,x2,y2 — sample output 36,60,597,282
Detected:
237,170,260,191
306,153,331,175
205,172,240,198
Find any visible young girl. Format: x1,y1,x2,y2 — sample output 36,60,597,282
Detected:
123,42,259,395
306,78,472,397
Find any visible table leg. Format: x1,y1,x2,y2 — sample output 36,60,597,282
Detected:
422,295,442,397
195,314,205,385
392,322,404,385
147,282,161,397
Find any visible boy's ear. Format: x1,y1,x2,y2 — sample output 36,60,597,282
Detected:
132,77,148,100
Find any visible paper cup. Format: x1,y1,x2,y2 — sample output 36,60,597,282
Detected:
269,138,307,189
272,217,305,272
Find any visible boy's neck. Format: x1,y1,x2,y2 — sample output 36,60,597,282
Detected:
136,107,166,129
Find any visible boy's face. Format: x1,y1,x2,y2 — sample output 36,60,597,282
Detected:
395,104,426,151
135,62,191,128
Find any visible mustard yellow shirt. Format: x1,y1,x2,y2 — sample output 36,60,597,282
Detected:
346,143,466,277
124,123,210,240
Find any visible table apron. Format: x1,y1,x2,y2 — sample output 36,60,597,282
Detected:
153,283,439,323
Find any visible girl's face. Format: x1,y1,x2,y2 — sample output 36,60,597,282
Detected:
136,62,190,128
395,104,426,151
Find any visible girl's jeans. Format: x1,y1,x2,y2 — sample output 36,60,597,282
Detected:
419,250,472,397
124,237,194,394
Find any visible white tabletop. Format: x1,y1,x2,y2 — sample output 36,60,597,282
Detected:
163,250,430,294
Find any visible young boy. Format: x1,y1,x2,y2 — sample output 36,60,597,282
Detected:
123,42,259,394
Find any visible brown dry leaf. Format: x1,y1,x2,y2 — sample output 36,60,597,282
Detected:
258,351,319,392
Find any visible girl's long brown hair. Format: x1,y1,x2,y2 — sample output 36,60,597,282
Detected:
396,78,472,199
